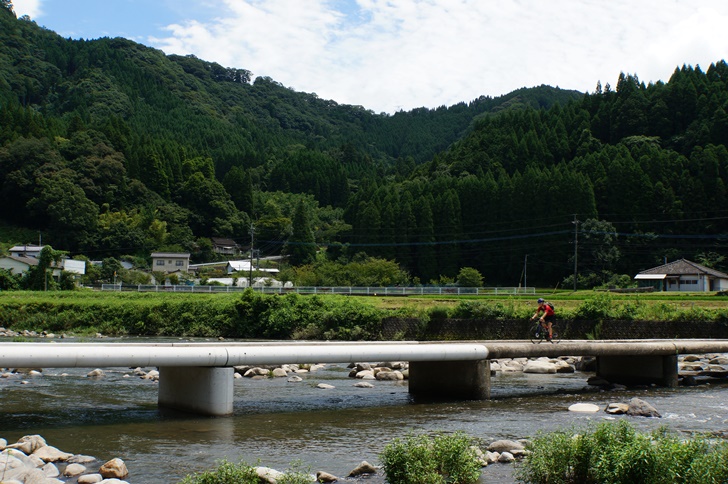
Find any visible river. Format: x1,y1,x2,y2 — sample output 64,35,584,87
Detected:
2,338,728,483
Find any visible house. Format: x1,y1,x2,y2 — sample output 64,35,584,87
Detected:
634,259,728,292
0,255,65,278
211,237,240,256
225,260,279,275
151,252,190,273
9,244,45,258
0,255,39,275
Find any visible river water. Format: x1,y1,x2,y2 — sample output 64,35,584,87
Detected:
2,339,728,483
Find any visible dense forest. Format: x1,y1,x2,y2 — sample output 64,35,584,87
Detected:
1,2,726,288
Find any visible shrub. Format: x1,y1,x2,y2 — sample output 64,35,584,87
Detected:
516,420,728,484
573,293,614,319
179,460,258,484
450,300,516,319
380,432,481,484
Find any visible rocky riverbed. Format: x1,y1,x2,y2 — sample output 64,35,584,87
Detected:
3,348,728,483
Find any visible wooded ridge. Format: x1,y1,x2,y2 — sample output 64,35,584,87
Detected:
1,3,727,288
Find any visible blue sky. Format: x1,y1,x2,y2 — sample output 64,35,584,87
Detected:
11,0,728,114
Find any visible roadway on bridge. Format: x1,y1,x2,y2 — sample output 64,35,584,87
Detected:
2,339,728,369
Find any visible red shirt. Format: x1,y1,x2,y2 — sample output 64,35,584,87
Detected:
538,303,554,317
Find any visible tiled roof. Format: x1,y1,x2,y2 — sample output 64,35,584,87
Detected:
151,252,190,258
638,259,728,278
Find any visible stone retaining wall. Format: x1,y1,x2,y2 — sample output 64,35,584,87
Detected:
381,317,728,340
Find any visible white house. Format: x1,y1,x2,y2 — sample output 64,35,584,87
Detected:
635,259,728,292
9,244,44,258
151,252,190,274
0,255,67,278
225,260,279,275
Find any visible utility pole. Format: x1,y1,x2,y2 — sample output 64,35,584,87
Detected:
249,223,255,289
573,214,579,292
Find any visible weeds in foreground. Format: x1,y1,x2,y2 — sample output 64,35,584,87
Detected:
179,459,313,484
515,420,728,484
380,431,481,484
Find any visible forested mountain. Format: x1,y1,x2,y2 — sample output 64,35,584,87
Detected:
1,3,726,287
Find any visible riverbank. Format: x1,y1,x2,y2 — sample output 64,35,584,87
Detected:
0,290,727,340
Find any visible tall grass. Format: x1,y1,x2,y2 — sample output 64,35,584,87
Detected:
516,420,728,484
380,432,481,484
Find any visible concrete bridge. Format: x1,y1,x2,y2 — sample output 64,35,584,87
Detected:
2,339,728,416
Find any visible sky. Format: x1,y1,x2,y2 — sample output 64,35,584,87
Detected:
11,0,728,114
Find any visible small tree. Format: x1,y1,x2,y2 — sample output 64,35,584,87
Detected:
457,267,484,287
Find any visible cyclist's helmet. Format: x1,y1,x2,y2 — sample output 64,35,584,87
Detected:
537,298,544,304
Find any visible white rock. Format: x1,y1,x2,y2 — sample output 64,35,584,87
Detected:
63,463,87,476
605,403,629,414
523,360,557,374
78,473,103,483
485,451,500,464
68,454,97,464
498,452,515,463
143,370,159,380
99,458,128,479
375,371,404,381
355,370,375,379
354,382,374,388
271,368,288,377
287,375,303,382
87,369,105,378
316,383,335,389
9,435,46,454
255,466,286,483
33,445,73,462
568,403,601,413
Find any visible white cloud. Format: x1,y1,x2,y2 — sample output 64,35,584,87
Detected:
14,0,728,114
10,0,42,18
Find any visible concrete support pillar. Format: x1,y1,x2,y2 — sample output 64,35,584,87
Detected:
596,355,678,387
158,367,234,416
408,360,490,400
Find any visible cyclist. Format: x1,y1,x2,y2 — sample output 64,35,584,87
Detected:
531,298,555,341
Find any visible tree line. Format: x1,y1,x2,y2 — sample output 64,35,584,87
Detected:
0,3,726,288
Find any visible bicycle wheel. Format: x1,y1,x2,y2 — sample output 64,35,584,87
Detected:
549,330,561,344
529,324,544,344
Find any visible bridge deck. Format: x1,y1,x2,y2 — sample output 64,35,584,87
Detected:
2,339,728,368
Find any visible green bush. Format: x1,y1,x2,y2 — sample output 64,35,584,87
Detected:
179,460,258,484
516,420,728,484
450,300,517,319
179,459,313,484
573,293,614,319
380,432,481,484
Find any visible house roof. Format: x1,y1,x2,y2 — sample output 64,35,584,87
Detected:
211,237,238,246
637,259,728,278
2,255,39,267
151,252,190,258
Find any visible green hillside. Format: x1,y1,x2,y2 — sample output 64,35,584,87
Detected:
1,3,726,288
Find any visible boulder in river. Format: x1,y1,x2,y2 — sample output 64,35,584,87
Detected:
99,457,129,479
626,397,661,418
348,461,377,477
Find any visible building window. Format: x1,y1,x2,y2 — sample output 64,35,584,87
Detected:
156,260,165,266
176,260,184,266
682,279,697,285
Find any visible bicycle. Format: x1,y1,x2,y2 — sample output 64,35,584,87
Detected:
528,320,560,344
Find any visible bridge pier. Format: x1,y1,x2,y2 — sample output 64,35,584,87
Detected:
158,367,234,416
596,355,678,387
408,360,490,399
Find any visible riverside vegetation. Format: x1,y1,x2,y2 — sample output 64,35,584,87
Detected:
176,422,728,484
0,290,727,340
